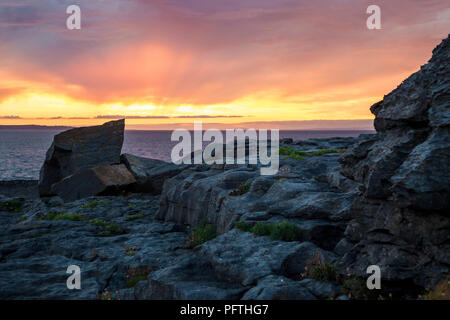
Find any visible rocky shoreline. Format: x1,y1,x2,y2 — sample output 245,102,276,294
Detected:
0,35,449,300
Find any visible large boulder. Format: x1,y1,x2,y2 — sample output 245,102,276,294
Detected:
50,164,136,202
338,35,450,287
38,120,125,196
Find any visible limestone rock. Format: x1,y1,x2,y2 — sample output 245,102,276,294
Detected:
39,120,125,196
51,164,136,202
338,35,450,288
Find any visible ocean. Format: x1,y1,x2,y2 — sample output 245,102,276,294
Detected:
0,129,374,180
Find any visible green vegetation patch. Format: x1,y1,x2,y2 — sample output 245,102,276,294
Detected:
3,199,24,213
126,266,150,288
90,218,125,237
125,214,144,221
82,200,109,209
234,221,301,242
187,219,217,248
302,253,337,282
270,221,301,242
308,149,341,156
279,146,345,160
40,211,87,221
234,221,253,232
250,222,275,237
98,223,125,237
127,274,147,288
279,146,306,160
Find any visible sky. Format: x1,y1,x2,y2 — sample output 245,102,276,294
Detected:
0,0,449,130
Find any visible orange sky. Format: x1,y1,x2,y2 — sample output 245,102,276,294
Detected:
0,0,449,129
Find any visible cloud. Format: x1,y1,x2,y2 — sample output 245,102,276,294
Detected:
0,88,25,102
0,115,22,119
0,114,245,120
0,0,449,118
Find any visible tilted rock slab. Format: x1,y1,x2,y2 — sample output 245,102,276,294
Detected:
39,120,125,196
121,153,188,194
51,164,136,202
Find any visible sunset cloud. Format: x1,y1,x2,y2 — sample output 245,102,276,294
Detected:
0,0,449,128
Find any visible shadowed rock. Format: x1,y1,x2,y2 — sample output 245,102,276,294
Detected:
338,35,450,287
39,120,125,196
51,164,136,202
121,153,187,194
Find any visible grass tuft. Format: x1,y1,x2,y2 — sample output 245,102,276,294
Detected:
40,212,87,221
90,218,108,227
187,219,217,248
126,266,150,288
279,146,345,160
308,149,341,156
90,218,124,237
235,221,301,242
302,253,337,282
125,214,144,221
269,221,301,242
279,146,306,160
234,221,253,232
98,223,124,237
3,199,23,213
250,222,274,237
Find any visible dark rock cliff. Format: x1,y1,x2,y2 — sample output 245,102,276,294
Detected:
338,35,450,288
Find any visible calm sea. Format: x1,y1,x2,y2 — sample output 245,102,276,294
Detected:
0,130,374,180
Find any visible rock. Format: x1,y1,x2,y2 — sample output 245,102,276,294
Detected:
121,154,185,194
121,154,166,179
371,35,450,131
390,127,450,211
338,35,450,288
0,180,39,199
142,256,247,299
158,165,259,233
39,120,125,196
158,140,357,236
0,194,189,299
281,242,336,278
242,275,316,300
51,164,136,202
197,230,310,286
297,279,341,299
48,196,64,207
280,138,293,144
